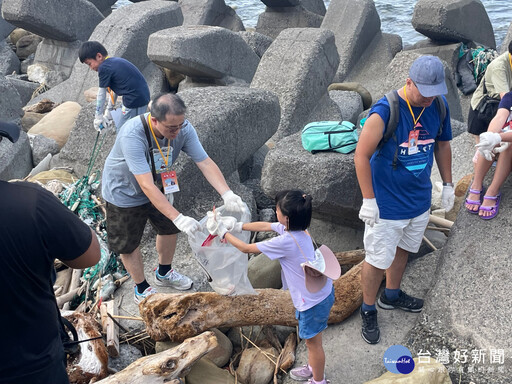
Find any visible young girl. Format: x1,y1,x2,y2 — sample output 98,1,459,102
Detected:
217,189,334,384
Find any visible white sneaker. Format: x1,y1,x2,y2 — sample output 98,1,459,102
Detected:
134,285,157,304
155,268,193,290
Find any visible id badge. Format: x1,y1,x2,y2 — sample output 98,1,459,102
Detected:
408,130,419,155
161,171,179,194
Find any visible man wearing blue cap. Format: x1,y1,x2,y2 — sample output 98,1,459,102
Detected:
0,121,101,384
354,56,454,344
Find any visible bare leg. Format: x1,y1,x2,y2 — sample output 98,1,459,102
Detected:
466,154,494,212
306,332,325,382
479,145,512,217
362,261,385,305
121,247,145,284
385,247,409,290
156,234,177,265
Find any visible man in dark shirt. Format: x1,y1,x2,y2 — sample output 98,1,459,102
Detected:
79,41,150,132
0,121,101,384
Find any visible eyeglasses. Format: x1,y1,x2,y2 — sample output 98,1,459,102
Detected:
161,120,186,133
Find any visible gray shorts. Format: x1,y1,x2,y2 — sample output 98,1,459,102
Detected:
106,201,179,254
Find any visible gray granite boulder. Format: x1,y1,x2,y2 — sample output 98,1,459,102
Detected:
33,39,82,84
255,5,323,40
412,0,495,48
305,93,342,123
88,0,116,16
0,40,19,75
406,175,512,383
172,87,280,215
251,28,339,140
142,62,170,96
260,0,299,6
0,74,23,121
321,0,381,82
343,32,403,101
0,0,15,39
30,1,183,106
238,31,273,58
1,0,103,42
0,129,32,180
148,26,259,83
178,0,244,32
328,90,364,125
15,33,41,60
261,131,362,227
500,21,512,54
31,134,59,165
300,0,326,16
5,76,38,105
379,51,464,122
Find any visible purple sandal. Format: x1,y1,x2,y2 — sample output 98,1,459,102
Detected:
479,193,501,220
465,188,483,214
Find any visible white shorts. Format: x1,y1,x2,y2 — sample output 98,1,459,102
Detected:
363,210,430,270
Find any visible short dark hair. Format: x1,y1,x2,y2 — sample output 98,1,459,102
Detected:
78,41,108,63
508,40,512,55
275,190,313,231
150,93,187,121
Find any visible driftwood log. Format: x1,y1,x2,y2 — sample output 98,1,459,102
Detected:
335,249,365,265
95,331,218,384
140,262,363,342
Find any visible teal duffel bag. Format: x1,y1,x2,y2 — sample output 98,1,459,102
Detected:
301,120,358,154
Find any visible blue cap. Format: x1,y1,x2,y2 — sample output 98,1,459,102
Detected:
0,120,20,143
409,55,448,97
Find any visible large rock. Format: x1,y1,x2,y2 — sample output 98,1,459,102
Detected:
301,0,326,16
500,21,512,54
31,134,60,165
0,0,15,39
88,0,116,16
5,76,39,105
178,0,245,32
328,90,364,125
0,74,23,121
247,253,282,289
1,0,103,42
255,5,323,40
251,28,339,139
379,51,464,122
260,0,299,6
406,174,512,383
0,129,32,180
30,1,183,106
238,31,273,58
28,101,81,148
412,0,495,48
321,0,381,82
261,132,362,226
148,26,259,83
172,86,280,215
185,357,235,384
0,40,20,75
33,39,82,84
15,33,42,60
343,32,403,101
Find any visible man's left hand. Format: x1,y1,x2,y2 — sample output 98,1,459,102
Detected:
222,190,245,212
441,185,455,211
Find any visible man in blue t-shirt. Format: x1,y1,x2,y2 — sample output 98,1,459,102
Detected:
79,41,150,132
354,56,454,344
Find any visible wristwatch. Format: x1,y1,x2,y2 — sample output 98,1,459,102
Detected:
442,182,454,187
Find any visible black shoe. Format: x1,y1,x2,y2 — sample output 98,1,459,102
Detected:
377,290,423,312
360,307,380,344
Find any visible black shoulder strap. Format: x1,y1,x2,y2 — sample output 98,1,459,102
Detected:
382,90,400,145
434,95,446,137
140,114,159,185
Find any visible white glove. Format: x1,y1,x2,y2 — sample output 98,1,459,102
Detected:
441,185,455,211
206,211,237,236
103,109,114,126
173,214,201,236
493,141,510,154
476,132,502,161
232,222,243,233
358,198,380,227
221,190,245,213
93,115,112,132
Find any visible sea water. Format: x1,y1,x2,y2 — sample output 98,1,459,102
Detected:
113,0,510,48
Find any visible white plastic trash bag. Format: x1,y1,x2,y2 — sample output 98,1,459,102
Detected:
188,204,257,296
